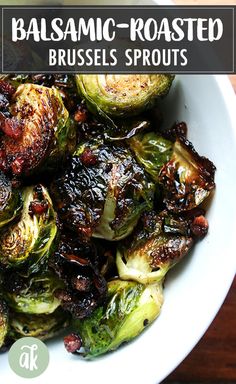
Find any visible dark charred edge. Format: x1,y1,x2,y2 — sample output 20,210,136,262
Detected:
178,136,216,187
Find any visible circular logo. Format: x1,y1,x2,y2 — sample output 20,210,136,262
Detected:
8,337,49,378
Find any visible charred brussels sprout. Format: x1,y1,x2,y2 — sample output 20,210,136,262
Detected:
73,101,152,142
50,233,107,319
4,272,63,314
51,141,154,241
9,308,69,341
0,185,57,273
76,74,174,121
116,211,194,284
128,132,173,181
70,279,163,358
159,137,216,212
130,133,216,210
0,171,22,228
0,83,76,176
0,299,8,348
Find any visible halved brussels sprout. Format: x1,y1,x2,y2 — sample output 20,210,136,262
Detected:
4,272,63,314
76,74,174,122
128,132,173,181
0,299,9,348
0,83,76,176
116,211,194,284
51,141,154,241
159,137,216,212
70,279,163,358
0,171,22,228
0,184,57,273
9,308,70,341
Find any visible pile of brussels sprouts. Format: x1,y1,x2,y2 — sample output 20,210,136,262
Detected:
0,74,215,358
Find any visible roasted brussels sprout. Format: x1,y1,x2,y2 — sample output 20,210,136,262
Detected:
50,233,107,319
128,130,216,212
0,299,8,348
116,211,194,284
128,132,173,181
4,74,79,116
4,271,63,314
8,308,69,341
0,185,57,273
76,74,174,121
51,141,154,241
69,279,163,358
0,171,22,228
159,137,216,212
0,83,76,176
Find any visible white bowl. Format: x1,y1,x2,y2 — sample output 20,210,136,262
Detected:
1,74,236,384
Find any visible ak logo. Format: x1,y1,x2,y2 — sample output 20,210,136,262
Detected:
8,337,49,378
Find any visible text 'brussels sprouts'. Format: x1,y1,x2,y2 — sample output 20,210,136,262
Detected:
51,141,154,241
0,185,57,272
69,279,163,358
116,211,194,284
76,74,174,121
0,83,76,175
5,272,63,314
0,171,22,228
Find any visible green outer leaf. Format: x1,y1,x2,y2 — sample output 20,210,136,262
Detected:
35,85,77,169
45,110,77,171
128,132,173,181
74,279,163,358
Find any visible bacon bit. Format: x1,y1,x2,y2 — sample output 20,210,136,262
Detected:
64,333,82,353
78,226,93,239
80,148,97,166
54,289,72,302
11,178,21,189
0,117,23,140
74,106,88,123
190,215,208,238
29,200,48,216
0,80,16,97
11,157,24,175
71,275,91,291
